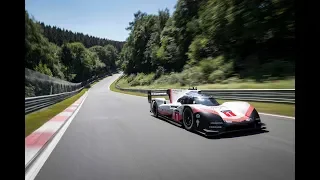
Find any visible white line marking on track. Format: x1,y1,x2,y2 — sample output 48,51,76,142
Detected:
25,148,40,165
259,113,295,120
25,92,89,180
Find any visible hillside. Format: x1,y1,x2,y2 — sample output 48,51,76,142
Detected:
38,22,125,52
118,0,295,88
25,10,122,83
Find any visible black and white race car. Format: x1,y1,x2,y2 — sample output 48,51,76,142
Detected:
148,88,266,136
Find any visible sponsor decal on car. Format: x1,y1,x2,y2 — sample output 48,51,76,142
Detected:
209,126,222,129
210,122,224,125
221,110,237,117
196,119,200,127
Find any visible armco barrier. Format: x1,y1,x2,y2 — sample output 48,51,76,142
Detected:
115,81,295,104
25,87,84,114
25,74,108,115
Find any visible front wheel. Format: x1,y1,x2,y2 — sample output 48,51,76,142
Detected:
183,107,196,131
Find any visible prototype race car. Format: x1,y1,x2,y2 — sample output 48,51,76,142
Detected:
148,88,266,136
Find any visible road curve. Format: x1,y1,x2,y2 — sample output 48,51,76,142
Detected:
34,74,295,180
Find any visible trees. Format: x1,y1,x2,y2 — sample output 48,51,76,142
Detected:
119,0,295,81
89,45,118,73
120,9,170,74
25,11,66,79
38,22,125,52
25,10,120,83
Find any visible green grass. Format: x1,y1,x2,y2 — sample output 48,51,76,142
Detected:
117,77,295,89
25,88,88,137
111,78,295,117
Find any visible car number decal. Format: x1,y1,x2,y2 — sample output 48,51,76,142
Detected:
221,110,236,117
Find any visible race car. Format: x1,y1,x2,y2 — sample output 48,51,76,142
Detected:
148,88,266,136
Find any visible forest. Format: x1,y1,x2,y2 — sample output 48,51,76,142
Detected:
25,0,295,92
38,22,124,52
25,10,124,83
118,0,295,87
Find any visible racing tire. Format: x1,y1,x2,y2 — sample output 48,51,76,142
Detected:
152,101,159,118
183,107,196,131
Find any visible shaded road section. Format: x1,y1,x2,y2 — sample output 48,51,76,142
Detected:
35,74,295,180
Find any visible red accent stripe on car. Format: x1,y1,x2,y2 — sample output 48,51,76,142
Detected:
245,105,254,117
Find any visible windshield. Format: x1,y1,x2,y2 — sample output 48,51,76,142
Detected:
194,97,219,106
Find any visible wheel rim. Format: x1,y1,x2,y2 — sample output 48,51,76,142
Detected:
184,110,193,127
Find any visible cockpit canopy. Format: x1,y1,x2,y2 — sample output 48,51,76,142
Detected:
177,94,220,106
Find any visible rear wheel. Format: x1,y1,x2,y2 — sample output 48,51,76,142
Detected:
183,107,196,131
152,101,159,117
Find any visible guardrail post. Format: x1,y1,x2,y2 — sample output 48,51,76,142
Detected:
50,86,53,95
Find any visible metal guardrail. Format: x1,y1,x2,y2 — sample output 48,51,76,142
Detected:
25,74,109,115
25,87,84,114
115,78,295,104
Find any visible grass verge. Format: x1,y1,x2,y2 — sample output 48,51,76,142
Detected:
117,76,295,89
111,78,295,117
25,88,88,137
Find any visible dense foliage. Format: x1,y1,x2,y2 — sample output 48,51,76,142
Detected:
25,10,121,83
119,0,295,86
38,22,124,52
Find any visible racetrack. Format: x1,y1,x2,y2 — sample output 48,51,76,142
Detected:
34,74,295,180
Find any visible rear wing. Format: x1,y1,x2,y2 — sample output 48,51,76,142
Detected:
147,89,171,103
148,88,201,103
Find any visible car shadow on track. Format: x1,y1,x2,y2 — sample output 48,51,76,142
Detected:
198,129,269,140
152,115,184,128
151,115,269,139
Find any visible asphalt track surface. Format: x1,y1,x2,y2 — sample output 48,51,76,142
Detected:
35,74,295,180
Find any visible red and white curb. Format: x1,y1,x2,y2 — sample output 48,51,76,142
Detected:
25,91,88,168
